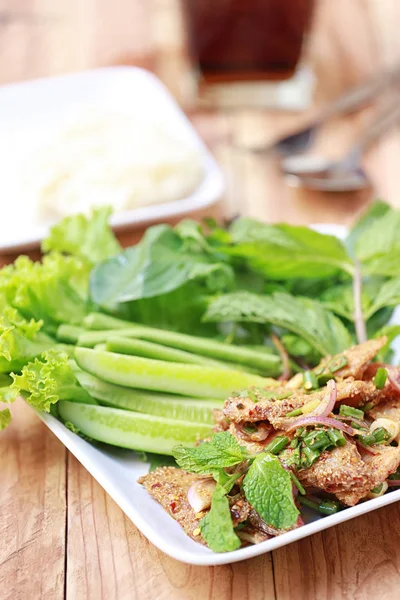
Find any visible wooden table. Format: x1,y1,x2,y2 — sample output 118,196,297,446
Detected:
2,1,400,599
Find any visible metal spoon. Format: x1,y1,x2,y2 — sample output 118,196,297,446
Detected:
242,62,400,157
282,98,400,191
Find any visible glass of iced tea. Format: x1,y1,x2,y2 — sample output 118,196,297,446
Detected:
183,0,315,109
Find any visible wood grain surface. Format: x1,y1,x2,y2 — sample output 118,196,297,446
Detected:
2,1,400,599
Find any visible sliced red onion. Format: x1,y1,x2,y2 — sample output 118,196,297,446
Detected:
387,480,400,487
314,379,337,418
336,414,368,429
283,415,355,435
187,478,216,513
356,441,379,455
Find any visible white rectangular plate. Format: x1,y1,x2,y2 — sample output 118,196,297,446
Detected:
33,225,400,566
0,67,224,252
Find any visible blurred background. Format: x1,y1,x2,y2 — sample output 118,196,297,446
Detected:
1,0,399,227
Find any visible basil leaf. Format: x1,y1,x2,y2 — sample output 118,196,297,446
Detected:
346,200,390,257
200,484,241,553
90,225,234,308
204,291,352,356
226,218,353,279
355,207,400,274
364,277,400,319
243,453,299,530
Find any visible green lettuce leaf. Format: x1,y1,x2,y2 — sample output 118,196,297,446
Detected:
0,299,53,372
226,218,353,279
42,206,121,265
204,291,352,356
200,484,241,553
242,453,299,530
11,350,94,412
90,224,234,309
0,253,89,328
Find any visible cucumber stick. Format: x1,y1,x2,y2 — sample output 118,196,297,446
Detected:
75,370,222,424
75,347,271,399
58,401,212,455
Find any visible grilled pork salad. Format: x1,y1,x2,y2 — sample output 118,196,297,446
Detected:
140,338,400,551
2,201,400,552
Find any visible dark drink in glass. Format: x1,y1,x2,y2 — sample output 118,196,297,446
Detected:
184,0,315,84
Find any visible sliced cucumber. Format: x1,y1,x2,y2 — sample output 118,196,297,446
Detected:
75,370,222,424
58,401,212,454
75,347,269,399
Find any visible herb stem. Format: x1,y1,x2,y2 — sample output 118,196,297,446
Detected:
352,259,367,344
271,333,291,381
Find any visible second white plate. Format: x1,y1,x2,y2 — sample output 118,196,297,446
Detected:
0,67,224,252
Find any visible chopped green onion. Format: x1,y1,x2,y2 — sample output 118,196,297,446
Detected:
301,445,321,468
290,471,306,495
298,496,340,515
318,500,340,515
389,470,400,480
303,371,319,391
326,428,346,447
373,368,388,390
285,407,303,417
243,423,257,434
339,405,364,420
265,435,290,455
328,355,348,374
358,427,391,446
362,402,374,412
282,446,301,469
298,496,320,511
316,374,331,386
289,438,299,449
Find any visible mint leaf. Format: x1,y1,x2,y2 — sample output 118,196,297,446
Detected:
172,432,247,474
227,218,353,279
204,291,352,356
200,484,241,552
243,453,299,530
0,408,11,431
42,206,121,266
